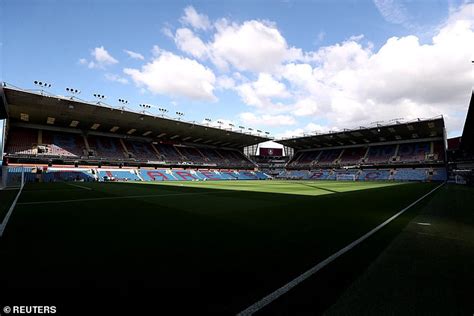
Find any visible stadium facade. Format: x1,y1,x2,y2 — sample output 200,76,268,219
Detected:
1,82,472,184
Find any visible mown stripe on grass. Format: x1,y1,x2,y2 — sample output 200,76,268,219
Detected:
65,183,93,191
237,182,445,315
16,190,230,205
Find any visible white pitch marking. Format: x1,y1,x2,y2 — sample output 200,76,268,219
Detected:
0,184,25,237
237,182,445,315
16,190,228,206
66,183,93,191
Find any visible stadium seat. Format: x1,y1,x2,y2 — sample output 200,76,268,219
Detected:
366,145,396,164
88,136,126,160
398,142,431,163
392,168,427,181
40,131,85,158
338,147,367,165
125,141,160,161
5,127,38,156
42,170,96,182
97,169,141,181
317,149,342,166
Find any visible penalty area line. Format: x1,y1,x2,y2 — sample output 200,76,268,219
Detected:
0,183,25,238
16,190,229,205
237,182,445,315
65,183,93,191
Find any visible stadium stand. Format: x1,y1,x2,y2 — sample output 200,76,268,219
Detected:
97,169,141,181
278,116,448,182
178,146,206,163
277,167,447,182
5,167,271,183
432,141,445,161
139,169,176,181
4,128,258,168
339,147,367,165
397,142,431,163
154,143,183,163
430,168,448,181
0,85,450,183
317,149,343,166
365,145,396,164
40,130,85,158
42,169,96,182
252,154,288,177
87,136,126,160
5,127,38,156
392,168,427,181
124,140,159,161
287,151,320,168
199,148,226,164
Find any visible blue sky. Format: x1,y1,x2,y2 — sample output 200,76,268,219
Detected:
1,0,473,148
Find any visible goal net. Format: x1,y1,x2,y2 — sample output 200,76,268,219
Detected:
455,175,467,185
2,167,26,189
336,173,357,181
0,167,25,237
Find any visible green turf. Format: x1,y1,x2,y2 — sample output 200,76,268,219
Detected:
323,184,474,316
0,188,19,223
130,180,407,196
0,180,439,315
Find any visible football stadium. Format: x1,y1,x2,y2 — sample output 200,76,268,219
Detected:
1,1,474,315
0,83,473,315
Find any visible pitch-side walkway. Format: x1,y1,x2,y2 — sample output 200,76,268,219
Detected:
324,184,474,316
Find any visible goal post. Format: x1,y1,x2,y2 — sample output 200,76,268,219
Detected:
0,167,25,237
4,167,26,189
336,173,357,181
455,175,466,185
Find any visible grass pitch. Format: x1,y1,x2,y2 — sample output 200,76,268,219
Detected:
0,188,18,222
0,180,439,315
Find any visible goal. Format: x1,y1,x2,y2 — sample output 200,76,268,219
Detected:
455,175,466,185
0,167,25,237
336,173,357,181
3,167,26,189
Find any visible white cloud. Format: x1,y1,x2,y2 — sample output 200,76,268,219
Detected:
373,0,415,29
239,112,296,127
124,49,144,60
118,3,472,137
124,50,216,101
80,46,118,69
90,46,118,68
104,73,128,84
216,75,235,89
275,3,474,134
317,31,326,43
174,28,209,59
277,123,339,138
151,45,162,57
293,98,319,116
210,20,300,72
161,26,174,39
180,6,211,31
236,73,290,109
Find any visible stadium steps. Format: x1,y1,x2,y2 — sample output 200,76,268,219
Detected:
83,135,91,154
150,143,162,159
119,139,130,158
